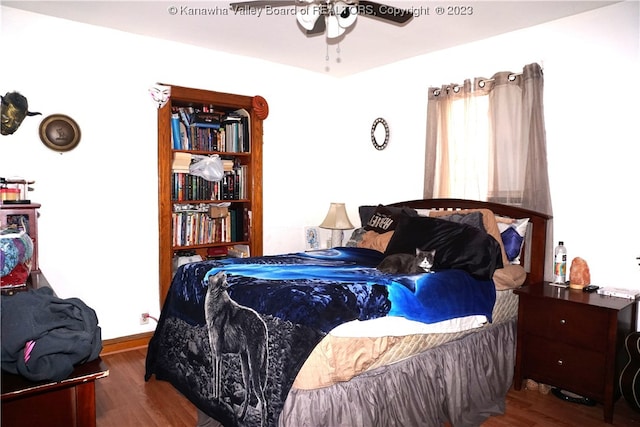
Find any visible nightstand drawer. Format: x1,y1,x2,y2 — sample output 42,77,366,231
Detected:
524,335,606,395
522,297,609,352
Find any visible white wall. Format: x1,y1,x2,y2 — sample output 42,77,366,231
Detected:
343,0,640,287
0,6,337,339
1,1,638,339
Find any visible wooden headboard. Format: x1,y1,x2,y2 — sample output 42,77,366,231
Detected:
387,198,552,287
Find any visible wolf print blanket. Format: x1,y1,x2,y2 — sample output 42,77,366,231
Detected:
145,247,496,427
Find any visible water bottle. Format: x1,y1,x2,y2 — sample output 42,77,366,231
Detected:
554,241,567,283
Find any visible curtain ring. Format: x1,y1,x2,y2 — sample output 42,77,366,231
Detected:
433,88,441,96
478,80,486,88
453,85,461,93
508,74,518,81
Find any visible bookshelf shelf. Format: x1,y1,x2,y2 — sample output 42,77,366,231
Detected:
157,85,266,306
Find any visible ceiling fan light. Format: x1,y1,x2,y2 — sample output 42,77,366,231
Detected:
326,15,346,38
296,4,321,31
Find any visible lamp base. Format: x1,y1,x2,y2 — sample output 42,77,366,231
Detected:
330,229,344,248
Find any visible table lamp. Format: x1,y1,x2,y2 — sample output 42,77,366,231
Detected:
319,202,354,248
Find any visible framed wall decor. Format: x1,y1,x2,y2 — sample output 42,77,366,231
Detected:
371,117,389,150
304,226,321,251
39,114,81,152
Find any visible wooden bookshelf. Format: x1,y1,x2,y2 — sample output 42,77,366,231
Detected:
157,85,266,306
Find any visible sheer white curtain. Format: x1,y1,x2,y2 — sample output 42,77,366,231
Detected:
424,63,553,278
424,63,552,215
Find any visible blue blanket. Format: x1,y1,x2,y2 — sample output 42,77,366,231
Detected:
145,247,496,427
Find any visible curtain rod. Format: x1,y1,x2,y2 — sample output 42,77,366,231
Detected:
478,72,521,87
430,58,547,96
432,72,524,96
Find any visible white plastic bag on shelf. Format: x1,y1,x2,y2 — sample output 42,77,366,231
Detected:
189,154,224,182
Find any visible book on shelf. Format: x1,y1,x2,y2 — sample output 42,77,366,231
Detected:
178,107,193,128
171,113,189,149
207,246,228,259
171,204,249,247
193,122,221,129
596,286,640,300
171,152,192,173
171,114,181,149
170,105,253,153
193,112,221,129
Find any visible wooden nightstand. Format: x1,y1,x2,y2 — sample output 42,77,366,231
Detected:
513,283,636,423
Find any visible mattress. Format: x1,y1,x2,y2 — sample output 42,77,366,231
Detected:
293,288,518,390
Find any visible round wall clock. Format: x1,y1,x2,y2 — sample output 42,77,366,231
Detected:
39,114,81,152
371,117,389,150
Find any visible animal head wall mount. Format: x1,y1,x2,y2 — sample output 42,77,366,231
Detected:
1,92,41,136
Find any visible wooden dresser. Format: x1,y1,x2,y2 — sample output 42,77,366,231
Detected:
1,203,109,426
1,272,109,427
514,282,636,423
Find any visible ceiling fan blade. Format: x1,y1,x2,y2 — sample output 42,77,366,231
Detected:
306,14,326,35
230,0,297,12
358,0,413,25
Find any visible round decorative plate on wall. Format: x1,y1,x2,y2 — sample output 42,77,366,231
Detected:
371,117,389,150
39,114,81,152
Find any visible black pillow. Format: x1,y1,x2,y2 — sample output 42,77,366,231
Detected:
359,205,417,230
438,211,485,232
384,216,503,280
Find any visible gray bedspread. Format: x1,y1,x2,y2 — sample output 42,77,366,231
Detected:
278,319,516,427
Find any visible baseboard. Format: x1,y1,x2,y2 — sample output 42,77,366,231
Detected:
101,332,153,355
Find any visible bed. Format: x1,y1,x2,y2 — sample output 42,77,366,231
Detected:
145,198,551,427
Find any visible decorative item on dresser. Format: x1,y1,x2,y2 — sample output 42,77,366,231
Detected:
1,203,41,283
513,283,637,423
145,198,552,427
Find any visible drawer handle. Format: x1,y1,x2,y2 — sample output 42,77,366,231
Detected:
557,359,564,366
560,319,566,325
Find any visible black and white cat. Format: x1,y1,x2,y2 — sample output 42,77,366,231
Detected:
377,248,436,274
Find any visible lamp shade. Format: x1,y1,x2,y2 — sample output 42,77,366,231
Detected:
319,203,354,230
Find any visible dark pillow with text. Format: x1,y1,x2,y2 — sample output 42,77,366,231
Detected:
384,216,503,280
359,205,418,231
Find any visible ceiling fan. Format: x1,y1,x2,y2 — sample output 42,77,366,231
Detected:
230,0,414,40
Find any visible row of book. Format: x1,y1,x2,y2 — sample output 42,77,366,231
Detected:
171,166,248,201
205,244,251,259
171,107,250,153
172,206,250,247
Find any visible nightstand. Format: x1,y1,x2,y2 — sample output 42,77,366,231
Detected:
513,283,636,423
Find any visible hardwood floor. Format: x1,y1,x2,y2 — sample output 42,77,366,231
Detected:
97,348,197,427
97,347,640,426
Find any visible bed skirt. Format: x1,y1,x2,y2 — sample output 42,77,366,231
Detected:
278,319,516,427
